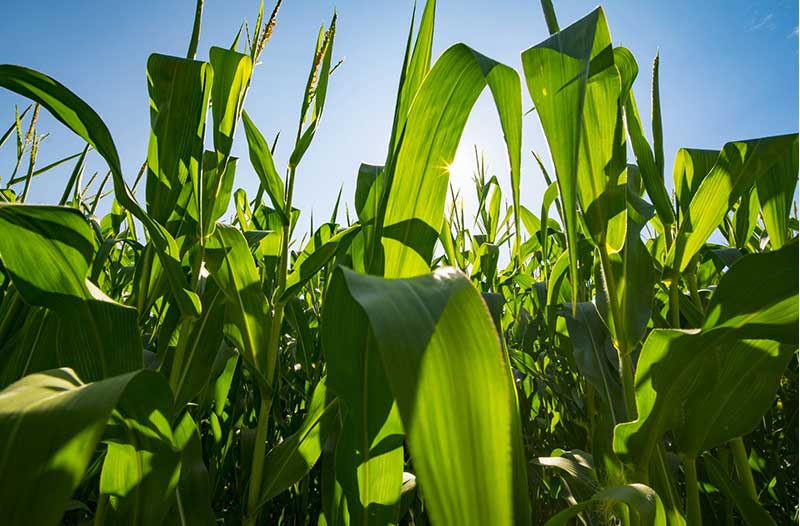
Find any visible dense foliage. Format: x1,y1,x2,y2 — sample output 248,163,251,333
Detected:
0,1,796,525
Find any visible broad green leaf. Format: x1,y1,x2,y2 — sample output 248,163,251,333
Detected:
381,43,521,278
281,223,360,302
171,282,226,408
522,7,627,309
544,484,666,526
563,303,625,422
209,46,252,168
146,54,213,232
167,412,216,526
97,373,180,525
669,134,798,272
0,204,140,381
205,224,272,393
242,110,286,218
703,453,777,526
0,63,200,317
329,266,530,525
258,379,342,506
614,243,798,468
702,239,798,341
672,148,718,222
755,141,798,249
533,449,598,502
0,368,169,526
322,269,404,525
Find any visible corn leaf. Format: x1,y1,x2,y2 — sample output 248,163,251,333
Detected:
242,110,286,218
97,372,180,525
544,484,666,526
0,368,171,526
258,378,342,506
0,64,201,317
205,224,273,394
0,204,140,381
146,54,213,233
327,266,530,525
522,7,627,312
614,242,798,468
381,43,521,278
669,134,798,272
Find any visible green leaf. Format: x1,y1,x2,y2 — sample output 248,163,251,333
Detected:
0,204,140,382
669,134,798,272
0,368,170,526
563,303,625,422
327,266,530,525
614,46,674,225
322,269,404,525
281,223,360,301
703,454,777,526
146,54,213,231
205,225,273,394
97,373,180,525
0,63,201,318
544,484,666,526
522,7,627,310
242,110,286,218
755,140,798,249
258,378,342,506
209,46,252,167
168,412,216,526
672,147,719,222
381,44,521,278
614,243,798,468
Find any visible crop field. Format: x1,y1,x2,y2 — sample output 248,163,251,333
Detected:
0,0,797,525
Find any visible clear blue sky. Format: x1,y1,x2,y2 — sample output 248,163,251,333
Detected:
0,0,797,230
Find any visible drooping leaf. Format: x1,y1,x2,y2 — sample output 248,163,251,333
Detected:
614,243,798,468
0,63,201,317
381,43,521,278
669,134,798,272
0,368,170,526
0,204,140,381
544,484,666,526
327,266,530,525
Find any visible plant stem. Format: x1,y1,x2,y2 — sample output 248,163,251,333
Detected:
730,437,758,500
186,0,204,60
684,456,702,526
244,166,295,525
597,245,636,419
244,396,273,526
669,268,681,328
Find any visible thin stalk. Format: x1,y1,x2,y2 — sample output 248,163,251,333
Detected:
684,456,702,526
539,0,560,34
186,0,204,60
669,268,681,328
19,133,39,202
729,437,758,500
597,245,636,418
244,166,295,525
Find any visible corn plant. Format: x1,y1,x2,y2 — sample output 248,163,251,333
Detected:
0,0,796,525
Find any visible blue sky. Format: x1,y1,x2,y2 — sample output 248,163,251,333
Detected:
0,0,797,230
